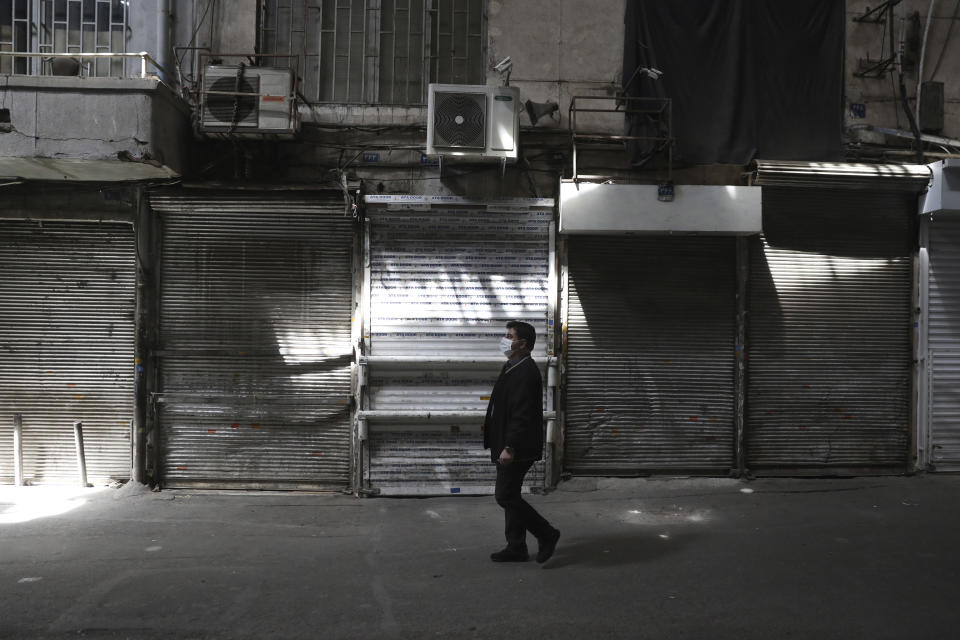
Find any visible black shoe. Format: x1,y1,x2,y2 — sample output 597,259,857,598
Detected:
490,548,529,562
536,528,560,564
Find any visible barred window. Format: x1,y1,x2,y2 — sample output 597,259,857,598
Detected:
260,0,486,105
0,0,128,76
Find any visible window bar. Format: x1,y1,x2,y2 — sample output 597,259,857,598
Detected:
95,0,103,75
343,1,350,102
334,1,342,102
355,0,365,103
420,0,429,102
358,0,365,103
1,2,11,75
297,0,307,77
390,0,398,104
428,0,437,86
404,0,411,104
112,0,127,77
368,0,380,104
321,1,330,101
30,0,42,75
451,0,457,83
12,0,30,74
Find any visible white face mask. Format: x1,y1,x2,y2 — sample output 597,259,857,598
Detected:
499,336,515,356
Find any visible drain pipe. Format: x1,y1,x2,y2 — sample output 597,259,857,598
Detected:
73,421,89,488
916,0,936,128
13,413,24,486
156,0,171,83
897,1,925,162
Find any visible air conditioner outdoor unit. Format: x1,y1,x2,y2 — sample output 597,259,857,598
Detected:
200,65,298,134
426,84,520,161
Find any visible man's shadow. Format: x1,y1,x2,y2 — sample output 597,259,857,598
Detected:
543,530,698,569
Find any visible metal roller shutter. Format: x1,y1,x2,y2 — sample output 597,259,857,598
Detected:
364,201,553,495
927,215,960,470
150,191,355,489
565,236,737,474
746,188,914,469
0,221,136,484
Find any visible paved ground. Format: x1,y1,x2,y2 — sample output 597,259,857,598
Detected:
1,474,959,640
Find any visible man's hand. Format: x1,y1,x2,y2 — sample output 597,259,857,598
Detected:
498,448,514,465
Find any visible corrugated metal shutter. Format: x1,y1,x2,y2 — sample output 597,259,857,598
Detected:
927,214,960,470
746,188,914,469
150,191,355,489
364,202,553,495
565,236,737,473
754,160,931,191
0,220,136,484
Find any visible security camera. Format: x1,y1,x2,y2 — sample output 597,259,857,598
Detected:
493,56,512,74
642,67,663,80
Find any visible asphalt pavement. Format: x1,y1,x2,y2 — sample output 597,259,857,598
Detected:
2,474,959,640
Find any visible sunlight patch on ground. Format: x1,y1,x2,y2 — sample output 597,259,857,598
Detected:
0,486,105,525
622,506,714,526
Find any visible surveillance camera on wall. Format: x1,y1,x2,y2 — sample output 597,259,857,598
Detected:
493,57,512,74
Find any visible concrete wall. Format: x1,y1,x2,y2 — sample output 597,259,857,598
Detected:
846,0,960,146
5,2,958,189
488,0,624,133
0,77,190,173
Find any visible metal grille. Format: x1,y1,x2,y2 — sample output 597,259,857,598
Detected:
565,236,737,474
927,214,960,470
0,0,128,76
746,188,914,469
0,220,136,484
364,203,552,494
150,192,355,489
260,0,484,105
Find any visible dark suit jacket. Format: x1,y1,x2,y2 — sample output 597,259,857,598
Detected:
483,356,544,462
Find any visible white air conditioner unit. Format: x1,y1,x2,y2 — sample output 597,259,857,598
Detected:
200,65,298,134
426,84,520,162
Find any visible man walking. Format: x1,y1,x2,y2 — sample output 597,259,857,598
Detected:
483,320,560,563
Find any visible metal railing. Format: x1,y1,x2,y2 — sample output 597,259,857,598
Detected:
0,51,168,79
568,94,674,182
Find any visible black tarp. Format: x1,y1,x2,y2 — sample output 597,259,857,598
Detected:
623,0,844,166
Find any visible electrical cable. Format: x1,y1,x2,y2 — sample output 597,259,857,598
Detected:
175,0,214,87
897,1,925,162
928,0,960,80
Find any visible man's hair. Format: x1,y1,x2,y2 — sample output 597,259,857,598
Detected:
506,320,536,350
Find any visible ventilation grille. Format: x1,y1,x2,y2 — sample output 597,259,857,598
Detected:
432,92,486,148
203,70,260,127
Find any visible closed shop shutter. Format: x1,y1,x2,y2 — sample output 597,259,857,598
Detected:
363,200,554,495
564,236,737,474
746,188,914,469
150,191,355,489
0,221,136,484
927,214,960,470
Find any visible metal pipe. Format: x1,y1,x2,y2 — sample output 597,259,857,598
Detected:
157,0,171,84
916,216,932,470
358,418,368,441
546,418,557,444
358,410,558,420
360,355,557,366
735,236,748,478
13,413,24,486
73,421,89,488
916,0,936,127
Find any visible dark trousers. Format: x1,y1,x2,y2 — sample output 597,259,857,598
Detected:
494,459,552,551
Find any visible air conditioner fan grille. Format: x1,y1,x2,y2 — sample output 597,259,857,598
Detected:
433,92,486,149
206,75,259,125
